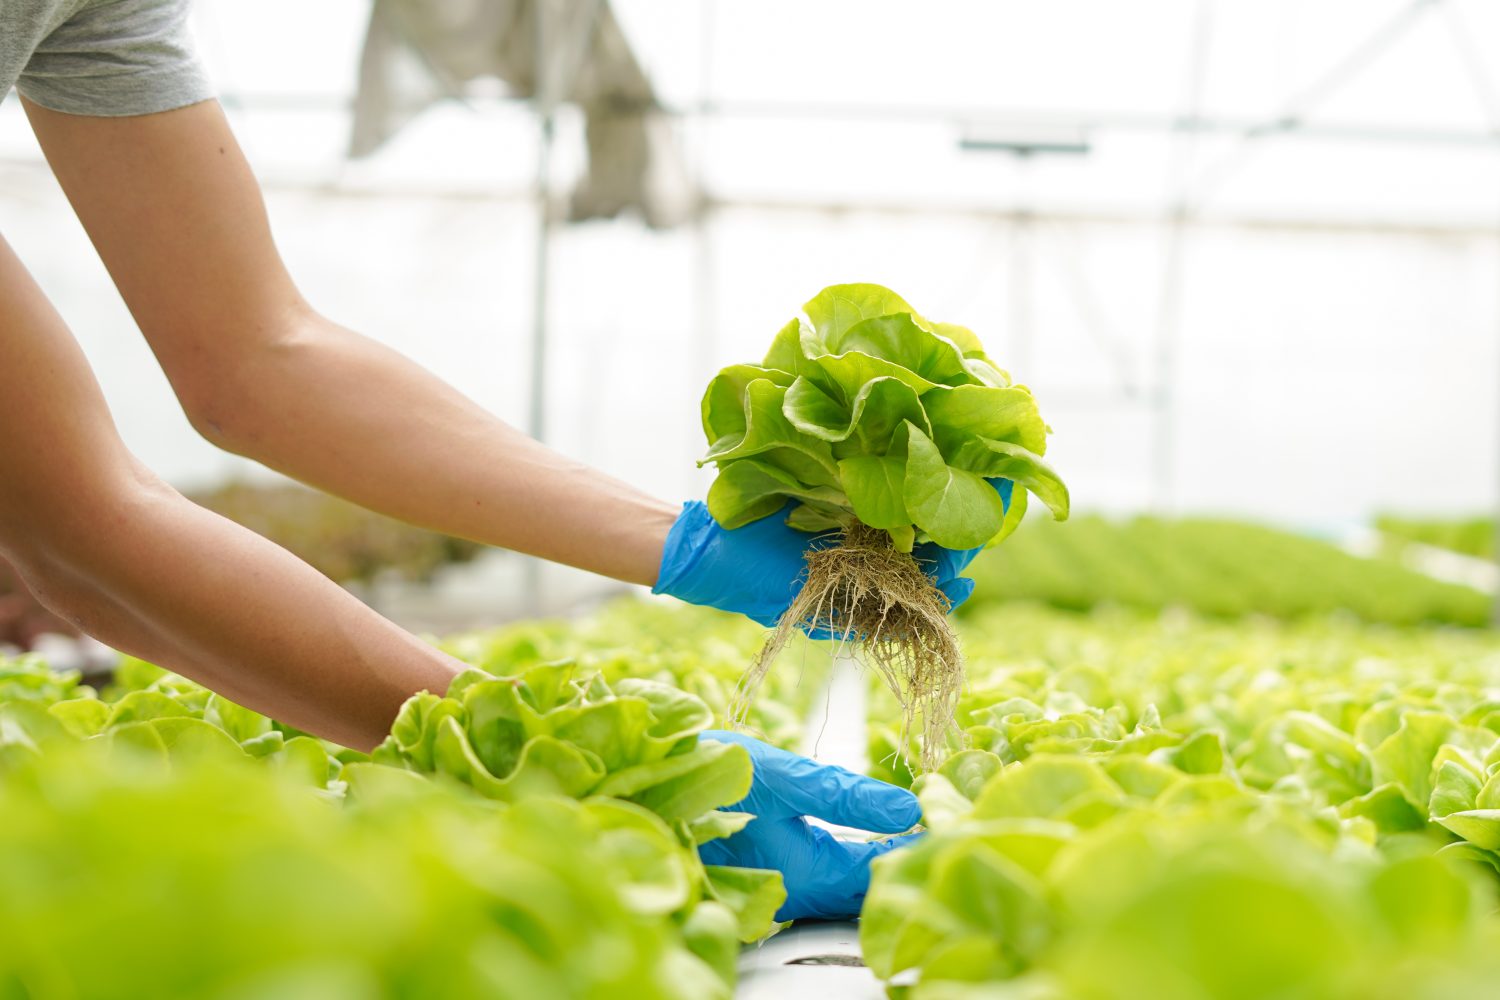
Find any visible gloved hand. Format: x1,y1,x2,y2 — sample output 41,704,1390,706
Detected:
697,730,922,922
653,479,1012,627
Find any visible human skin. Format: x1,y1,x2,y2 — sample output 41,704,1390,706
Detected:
0,98,679,750
0,554,78,649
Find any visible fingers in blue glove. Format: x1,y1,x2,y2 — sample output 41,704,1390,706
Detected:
697,732,926,922
912,478,1014,586
937,576,975,612
658,480,1011,629
702,730,921,833
699,819,923,922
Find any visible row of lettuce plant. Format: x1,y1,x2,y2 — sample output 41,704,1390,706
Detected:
862,605,1500,998
962,516,1490,627
0,604,797,1000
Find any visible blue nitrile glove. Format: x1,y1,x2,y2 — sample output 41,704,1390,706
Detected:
653,479,1012,627
697,730,922,922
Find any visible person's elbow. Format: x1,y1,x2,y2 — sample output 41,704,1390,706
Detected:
179,378,261,457
171,317,319,462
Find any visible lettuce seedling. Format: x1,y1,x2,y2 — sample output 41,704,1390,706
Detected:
700,284,1067,767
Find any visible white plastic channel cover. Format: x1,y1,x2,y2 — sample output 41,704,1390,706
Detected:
735,654,890,999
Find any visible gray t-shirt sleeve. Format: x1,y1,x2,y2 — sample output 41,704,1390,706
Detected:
16,0,215,117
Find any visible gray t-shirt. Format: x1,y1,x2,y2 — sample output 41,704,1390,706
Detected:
2,0,214,116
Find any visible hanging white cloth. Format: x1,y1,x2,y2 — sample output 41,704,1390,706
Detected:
349,0,694,229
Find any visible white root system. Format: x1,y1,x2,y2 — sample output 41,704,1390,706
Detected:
730,523,964,772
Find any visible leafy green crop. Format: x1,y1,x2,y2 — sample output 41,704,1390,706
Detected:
368,659,787,947
1376,514,1495,561
371,661,758,832
865,757,1500,1000
961,515,1491,627
700,283,1068,551
15,591,1500,999
437,600,821,750
0,653,89,705
0,743,745,1000
862,604,1500,997
0,608,792,999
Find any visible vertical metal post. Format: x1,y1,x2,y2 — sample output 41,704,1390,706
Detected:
1436,0,1500,626
1010,223,1032,374
688,0,717,488
1151,0,1215,513
1151,208,1188,513
959,135,1087,381
522,118,554,615
1009,152,1034,378
521,0,603,616
529,117,555,448
1493,230,1500,627
521,3,557,616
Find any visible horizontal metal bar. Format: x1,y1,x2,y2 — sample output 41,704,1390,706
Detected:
110,87,1500,150
2,156,1496,237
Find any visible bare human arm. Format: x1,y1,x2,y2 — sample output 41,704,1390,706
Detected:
0,553,77,649
22,97,680,588
0,232,462,750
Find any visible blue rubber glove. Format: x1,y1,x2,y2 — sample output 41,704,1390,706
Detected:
697,730,922,922
653,479,1012,627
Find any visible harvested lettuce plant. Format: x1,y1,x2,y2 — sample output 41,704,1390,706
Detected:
700,284,1068,766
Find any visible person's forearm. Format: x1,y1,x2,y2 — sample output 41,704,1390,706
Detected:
0,554,77,648
21,473,463,752
201,310,678,587
22,98,677,585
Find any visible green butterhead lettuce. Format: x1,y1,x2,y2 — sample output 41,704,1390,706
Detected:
372,661,754,828
0,742,743,1000
701,283,1068,550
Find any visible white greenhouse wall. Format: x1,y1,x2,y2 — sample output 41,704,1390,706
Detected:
2,160,1496,529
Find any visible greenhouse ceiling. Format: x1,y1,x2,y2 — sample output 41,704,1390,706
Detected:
3,0,1493,230
181,0,1500,229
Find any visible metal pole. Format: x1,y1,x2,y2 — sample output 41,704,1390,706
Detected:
1150,208,1188,512
527,0,604,447
1039,219,1140,398
960,135,1086,380
688,0,717,486
528,114,555,447
1187,0,1433,209
1009,193,1033,378
521,4,556,616
1493,244,1500,628
1437,0,1500,627
521,0,604,616
1002,149,1037,378
1150,0,1214,513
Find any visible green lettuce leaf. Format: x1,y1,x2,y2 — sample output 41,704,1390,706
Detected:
699,283,1064,550
905,423,1009,549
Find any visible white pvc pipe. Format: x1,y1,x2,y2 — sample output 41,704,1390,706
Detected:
798,652,868,774
736,653,884,1000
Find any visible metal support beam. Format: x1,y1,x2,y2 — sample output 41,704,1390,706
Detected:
961,135,1087,386
1009,192,1034,378
192,92,1500,152
1441,0,1500,626
1150,0,1215,513
1150,207,1189,512
1186,0,1436,209
528,112,556,447
1040,219,1141,399
1490,254,1500,627
688,0,718,479
528,0,607,447
524,0,605,613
